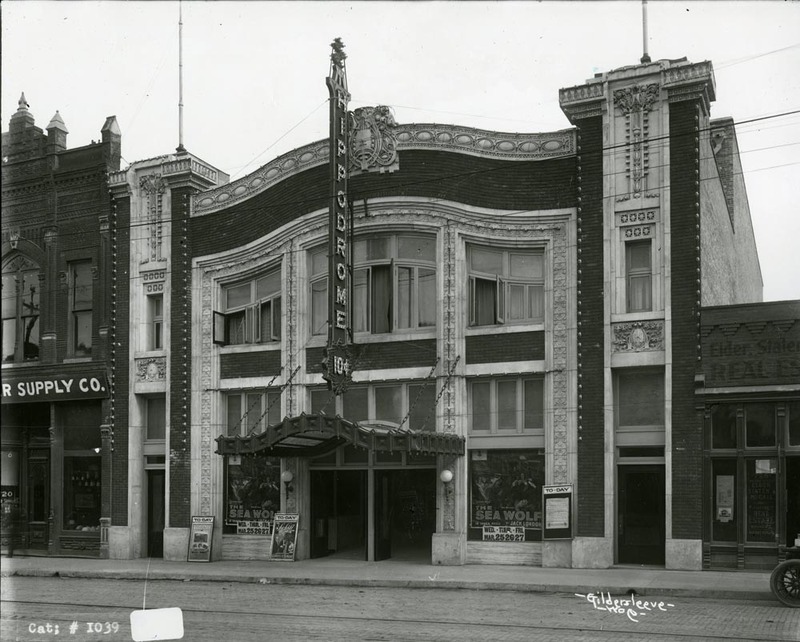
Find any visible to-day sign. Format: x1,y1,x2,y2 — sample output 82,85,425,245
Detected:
2,372,109,404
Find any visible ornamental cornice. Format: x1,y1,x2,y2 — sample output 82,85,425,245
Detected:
191,121,576,217
393,125,574,160
663,61,716,113
559,82,606,123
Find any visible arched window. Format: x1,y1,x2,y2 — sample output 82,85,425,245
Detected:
2,254,41,362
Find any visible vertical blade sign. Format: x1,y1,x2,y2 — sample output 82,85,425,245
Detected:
323,38,353,394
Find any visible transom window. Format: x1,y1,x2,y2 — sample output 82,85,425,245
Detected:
468,245,544,327
226,390,282,437
2,255,40,362
469,377,544,433
309,234,437,336
310,381,437,432
215,268,281,346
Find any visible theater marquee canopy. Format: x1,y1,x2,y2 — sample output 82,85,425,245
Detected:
215,413,465,458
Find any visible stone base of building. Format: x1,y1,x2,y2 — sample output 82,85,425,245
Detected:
666,538,702,570
163,527,189,562
431,532,465,565
542,540,572,568
572,537,613,568
108,526,137,560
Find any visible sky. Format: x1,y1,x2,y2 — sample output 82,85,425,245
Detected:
2,1,799,301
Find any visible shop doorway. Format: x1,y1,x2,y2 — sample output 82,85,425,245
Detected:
310,470,367,559
26,449,49,550
379,469,436,562
146,469,165,558
310,468,436,561
618,465,665,565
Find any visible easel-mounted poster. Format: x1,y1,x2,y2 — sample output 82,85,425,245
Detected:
270,513,299,561
187,516,214,562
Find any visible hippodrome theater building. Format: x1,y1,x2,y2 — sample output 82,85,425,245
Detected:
108,42,772,570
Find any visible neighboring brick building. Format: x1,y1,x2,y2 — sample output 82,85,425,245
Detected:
102,50,769,570
1,94,120,557
699,300,800,570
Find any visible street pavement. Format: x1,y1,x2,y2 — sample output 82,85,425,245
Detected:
0,554,776,603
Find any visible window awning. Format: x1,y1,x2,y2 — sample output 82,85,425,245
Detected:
215,413,465,458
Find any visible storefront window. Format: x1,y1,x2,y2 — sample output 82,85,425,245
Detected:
745,404,775,447
711,404,737,449
61,402,101,531
711,459,737,542
789,401,800,447
1,449,21,531
224,456,280,534
469,449,544,541
746,458,776,543
63,457,101,531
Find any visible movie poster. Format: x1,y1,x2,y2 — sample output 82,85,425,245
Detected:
470,450,544,533
225,456,281,530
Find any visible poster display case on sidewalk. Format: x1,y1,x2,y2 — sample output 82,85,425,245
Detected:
542,484,573,540
187,516,214,562
270,513,299,561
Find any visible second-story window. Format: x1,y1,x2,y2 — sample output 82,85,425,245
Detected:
216,267,281,346
468,246,544,327
626,240,652,312
310,234,437,336
2,255,41,362
69,260,93,357
148,294,163,351
226,390,281,437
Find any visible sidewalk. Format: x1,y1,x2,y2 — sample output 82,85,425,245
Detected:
0,555,775,602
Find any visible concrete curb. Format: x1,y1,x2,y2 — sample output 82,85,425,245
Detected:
2,567,775,602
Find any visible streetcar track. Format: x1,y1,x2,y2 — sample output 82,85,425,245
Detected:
0,597,788,642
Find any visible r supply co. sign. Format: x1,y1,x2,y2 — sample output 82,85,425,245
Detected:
2,372,109,404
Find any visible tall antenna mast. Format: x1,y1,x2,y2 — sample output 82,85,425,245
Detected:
176,0,186,153
640,0,651,63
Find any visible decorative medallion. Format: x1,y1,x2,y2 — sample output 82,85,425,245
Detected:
349,106,399,174
136,356,166,381
612,321,664,352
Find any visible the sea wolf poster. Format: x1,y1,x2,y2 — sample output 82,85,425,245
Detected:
225,456,280,528
470,450,544,539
